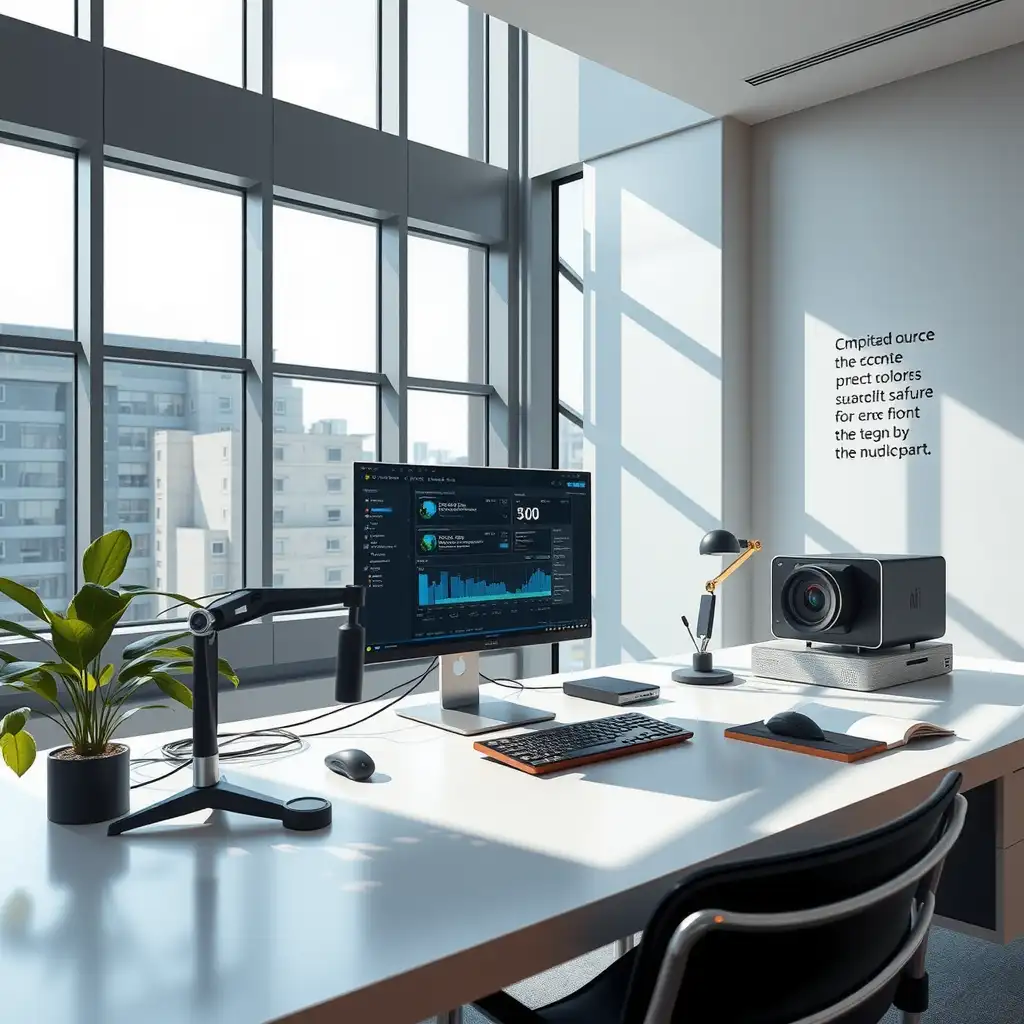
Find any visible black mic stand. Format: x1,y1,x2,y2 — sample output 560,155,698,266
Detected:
108,587,366,836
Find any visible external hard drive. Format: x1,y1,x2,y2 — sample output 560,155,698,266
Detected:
562,676,661,706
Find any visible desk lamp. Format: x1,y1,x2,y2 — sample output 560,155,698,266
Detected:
108,587,366,836
672,530,761,686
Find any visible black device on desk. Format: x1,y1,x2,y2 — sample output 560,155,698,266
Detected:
355,461,592,737
474,713,693,775
563,676,660,706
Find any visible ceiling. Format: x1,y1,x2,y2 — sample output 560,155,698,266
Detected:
474,0,1024,122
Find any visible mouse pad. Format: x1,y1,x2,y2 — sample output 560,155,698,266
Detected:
724,721,887,763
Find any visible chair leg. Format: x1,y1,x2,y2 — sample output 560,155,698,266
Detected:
900,933,931,1024
437,1008,463,1024
615,934,637,957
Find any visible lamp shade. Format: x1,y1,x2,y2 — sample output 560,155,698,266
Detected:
699,529,742,555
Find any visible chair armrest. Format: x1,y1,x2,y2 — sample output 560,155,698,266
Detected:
474,990,548,1024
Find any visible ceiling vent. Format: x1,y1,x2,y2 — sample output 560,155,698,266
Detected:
745,0,1007,86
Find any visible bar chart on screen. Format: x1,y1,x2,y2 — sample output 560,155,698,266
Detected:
418,565,553,606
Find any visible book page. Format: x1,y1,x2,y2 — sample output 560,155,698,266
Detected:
782,702,950,748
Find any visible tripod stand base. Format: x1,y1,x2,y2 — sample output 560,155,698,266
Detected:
107,777,332,836
671,666,735,686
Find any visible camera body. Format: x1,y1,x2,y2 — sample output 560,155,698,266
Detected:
771,554,945,650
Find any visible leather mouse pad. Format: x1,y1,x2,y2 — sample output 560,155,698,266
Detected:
724,721,887,763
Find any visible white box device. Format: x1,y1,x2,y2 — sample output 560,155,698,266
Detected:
751,640,953,692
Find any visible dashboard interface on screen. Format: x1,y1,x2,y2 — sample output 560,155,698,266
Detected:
354,463,592,662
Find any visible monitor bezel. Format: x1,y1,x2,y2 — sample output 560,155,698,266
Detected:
354,461,593,667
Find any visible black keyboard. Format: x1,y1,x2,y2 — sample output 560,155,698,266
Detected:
473,712,693,775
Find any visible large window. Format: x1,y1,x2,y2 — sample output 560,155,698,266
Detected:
553,174,591,672
104,0,244,86
273,206,378,371
0,142,74,339
105,168,243,353
0,1,512,670
273,0,378,128
0,351,74,627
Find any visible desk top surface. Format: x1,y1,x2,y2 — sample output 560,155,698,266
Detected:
1,646,1023,1024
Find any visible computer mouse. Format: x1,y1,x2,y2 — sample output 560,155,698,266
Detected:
764,710,826,742
324,749,376,782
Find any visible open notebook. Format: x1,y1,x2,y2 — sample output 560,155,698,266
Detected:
782,701,954,749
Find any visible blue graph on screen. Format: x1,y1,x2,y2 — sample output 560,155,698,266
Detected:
418,566,552,606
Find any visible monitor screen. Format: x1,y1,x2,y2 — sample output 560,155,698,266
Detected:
355,462,592,663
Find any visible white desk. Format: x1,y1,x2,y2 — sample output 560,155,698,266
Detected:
1,645,1024,1024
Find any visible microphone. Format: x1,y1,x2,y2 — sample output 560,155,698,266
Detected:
335,607,365,704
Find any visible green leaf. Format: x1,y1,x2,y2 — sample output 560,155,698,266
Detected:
118,654,191,684
47,615,98,671
82,530,132,586
151,672,193,710
98,663,115,687
0,660,52,684
121,630,189,660
2,670,60,705
68,584,133,631
0,707,30,737
0,580,51,625
0,618,48,644
0,651,18,664
119,589,201,611
1,730,36,776
217,659,240,687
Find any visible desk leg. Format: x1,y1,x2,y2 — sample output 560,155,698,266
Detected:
437,1009,462,1024
615,934,637,957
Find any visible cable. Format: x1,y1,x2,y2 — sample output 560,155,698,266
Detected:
481,671,563,692
128,659,439,788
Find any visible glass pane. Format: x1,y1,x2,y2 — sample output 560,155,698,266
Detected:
0,351,74,629
105,167,243,353
408,0,476,157
407,391,484,466
558,274,584,415
273,206,377,371
273,0,378,128
104,0,243,86
103,364,243,623
557,176,584,279
271,379,376,590
0,142,74,339
0,0,74,34
408,236,485,382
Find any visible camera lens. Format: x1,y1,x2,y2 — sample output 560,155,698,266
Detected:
782,566,842,632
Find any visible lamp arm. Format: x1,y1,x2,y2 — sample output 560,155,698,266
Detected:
705,540,761,594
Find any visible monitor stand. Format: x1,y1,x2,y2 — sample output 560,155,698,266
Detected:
397,652,555,736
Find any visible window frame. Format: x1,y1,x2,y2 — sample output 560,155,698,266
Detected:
0,8,523,694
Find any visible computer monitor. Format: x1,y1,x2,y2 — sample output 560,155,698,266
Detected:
354,462,592,735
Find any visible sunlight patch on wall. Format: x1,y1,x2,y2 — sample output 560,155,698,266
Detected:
804,313,907,553
620,189,721,356
621,465,705,659
941,395,1024,658
620,312,721,521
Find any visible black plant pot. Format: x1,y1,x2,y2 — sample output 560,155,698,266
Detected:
47,744,130,825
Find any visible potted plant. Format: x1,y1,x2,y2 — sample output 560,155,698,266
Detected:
0,529,238,824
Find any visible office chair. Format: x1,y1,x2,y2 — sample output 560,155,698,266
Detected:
474,771,966,1024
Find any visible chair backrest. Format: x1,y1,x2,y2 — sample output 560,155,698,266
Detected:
622,770,963,1024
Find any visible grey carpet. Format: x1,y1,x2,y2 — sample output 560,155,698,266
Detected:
432,927,1024,1023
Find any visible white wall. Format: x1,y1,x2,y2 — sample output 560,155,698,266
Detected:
528,34,709,176
578,118,752,666
751,43,1024,659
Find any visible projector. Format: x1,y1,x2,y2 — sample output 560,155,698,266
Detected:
770,553,945,650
